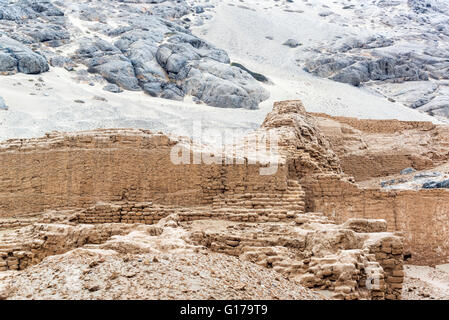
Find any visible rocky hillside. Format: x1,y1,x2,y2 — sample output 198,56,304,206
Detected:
296,0,449,118
0,0,268,109
192,0,449,121
0,0,446,143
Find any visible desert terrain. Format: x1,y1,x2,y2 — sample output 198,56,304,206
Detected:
1,1,449,301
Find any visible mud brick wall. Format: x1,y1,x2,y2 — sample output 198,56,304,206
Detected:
0,130,288,217
77,202,297,225
302,174,449,265
77,202,190,225
309,113,436,134
339,154,434,182
310,112,449,181
365,236,404,300
0,218,38,230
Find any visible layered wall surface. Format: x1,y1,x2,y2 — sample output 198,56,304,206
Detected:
0,129,287,216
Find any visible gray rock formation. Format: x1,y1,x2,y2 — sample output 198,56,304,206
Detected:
0,35,49,74
283,39,301,48
299,0,449,119
423,179,449,189
181,59,269,109
0,0,269,109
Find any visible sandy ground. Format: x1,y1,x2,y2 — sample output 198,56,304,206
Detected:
403,265,449,300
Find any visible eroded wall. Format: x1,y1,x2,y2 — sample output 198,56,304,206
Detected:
1,101,448,267
302,174,449,266
310,112,449,181
0,129,287,216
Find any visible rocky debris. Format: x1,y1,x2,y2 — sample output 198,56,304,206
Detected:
283,39,301,48
297,0,449,118
402,265,449,300
1,249,321,300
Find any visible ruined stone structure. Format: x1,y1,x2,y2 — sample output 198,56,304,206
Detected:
0,204,404,300
0,129,287,215
310,112,449,181
2,100,449,299
302,112,449,266
302,175,449,266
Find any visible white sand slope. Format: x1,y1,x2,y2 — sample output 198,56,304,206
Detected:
0,69,268,143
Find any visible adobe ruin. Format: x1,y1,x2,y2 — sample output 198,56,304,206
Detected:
1,100,449,299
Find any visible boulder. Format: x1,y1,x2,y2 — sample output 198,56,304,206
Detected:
22,24,70,46
89,60,140,91
422,179,449,189
400,168,416,175
74,38,140,91
283,39,301,48
103,84,123,93
181,60,270,109
0,35,49,74
48,55,75,71
0,96,7,110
